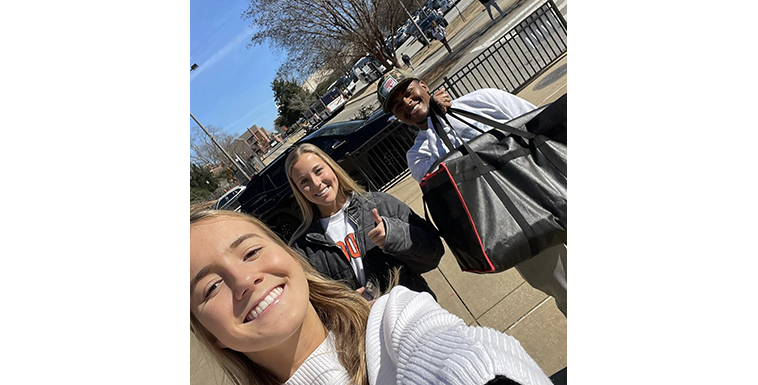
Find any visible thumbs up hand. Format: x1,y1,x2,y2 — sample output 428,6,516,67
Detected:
368,208,386,249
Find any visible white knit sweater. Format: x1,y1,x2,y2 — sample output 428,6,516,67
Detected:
285,332,351,385
286,286,552,385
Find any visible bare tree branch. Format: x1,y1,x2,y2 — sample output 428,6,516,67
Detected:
190,125,237,167
242,0,419,80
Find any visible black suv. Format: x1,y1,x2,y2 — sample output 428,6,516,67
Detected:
236,109,417,241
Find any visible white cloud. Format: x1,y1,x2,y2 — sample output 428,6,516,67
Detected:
190,28,254,81
225,100,274,134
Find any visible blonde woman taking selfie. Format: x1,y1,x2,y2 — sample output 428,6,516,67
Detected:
190,209,553,385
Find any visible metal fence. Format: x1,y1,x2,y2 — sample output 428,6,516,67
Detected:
440,0,566,97
348,0,567,192
343,121,418,191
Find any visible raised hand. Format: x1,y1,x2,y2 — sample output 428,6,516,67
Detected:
367,208,386,249
432,87,452,114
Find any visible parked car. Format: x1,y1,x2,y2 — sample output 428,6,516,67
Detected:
394,28,409,47
427,0,452,13
213,185,246,211
236,109,416,240
343,76,357,95
351,56,388,84
329,75,357,98
306,116,329,134
407,8,449,42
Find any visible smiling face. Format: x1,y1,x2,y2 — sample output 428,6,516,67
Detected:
290,153,344,217
190,216,313,354
388,79,432,129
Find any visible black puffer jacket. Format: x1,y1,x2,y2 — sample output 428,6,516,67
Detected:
290,192,444,298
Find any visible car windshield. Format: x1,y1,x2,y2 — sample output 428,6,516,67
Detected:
309,120,364,138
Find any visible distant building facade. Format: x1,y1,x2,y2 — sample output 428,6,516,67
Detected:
235,124,272,157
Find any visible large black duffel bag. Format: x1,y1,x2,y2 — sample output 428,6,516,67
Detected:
420,95,567,273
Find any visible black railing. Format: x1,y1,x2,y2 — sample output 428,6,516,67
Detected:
440,0,566,97
343,121,418,191
349,0,566,192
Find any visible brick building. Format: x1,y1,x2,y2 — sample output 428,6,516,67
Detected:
234,124,272,157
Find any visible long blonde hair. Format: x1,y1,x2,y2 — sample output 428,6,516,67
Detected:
190,210,371,385
284,143,366,243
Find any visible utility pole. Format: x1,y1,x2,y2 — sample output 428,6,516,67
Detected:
397,0,431,46
190,63,251,183
190,113,251,183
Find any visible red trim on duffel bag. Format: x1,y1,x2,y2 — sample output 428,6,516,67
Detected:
434,163,495,273
419,170,439,188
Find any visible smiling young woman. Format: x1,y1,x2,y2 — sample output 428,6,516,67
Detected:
190,209,554,385
284,143,444,298
190,209,371,385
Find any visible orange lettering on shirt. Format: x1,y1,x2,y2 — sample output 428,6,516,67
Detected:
344,233,361,259
336,241,350,261
336,234,361,261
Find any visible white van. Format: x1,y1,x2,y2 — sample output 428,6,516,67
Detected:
352,56,387,84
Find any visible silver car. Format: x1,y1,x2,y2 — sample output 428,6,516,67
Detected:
213,186,246,211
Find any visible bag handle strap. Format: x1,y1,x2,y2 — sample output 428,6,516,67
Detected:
447,107,537,140
428,97,462,152
444,102,567,177
429,95,538,144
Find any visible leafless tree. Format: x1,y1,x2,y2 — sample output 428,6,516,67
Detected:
243,0,418,81
288,90,318,112
190,125,236,167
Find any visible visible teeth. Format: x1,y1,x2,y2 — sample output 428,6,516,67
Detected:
246,286,283,322
315,186,329,197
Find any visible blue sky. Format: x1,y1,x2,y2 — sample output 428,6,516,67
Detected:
190,0,287,142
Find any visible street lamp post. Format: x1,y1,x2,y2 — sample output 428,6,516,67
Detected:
190,113,251,183
190,63,251,183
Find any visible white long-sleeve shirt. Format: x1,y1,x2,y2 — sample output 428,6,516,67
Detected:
286,286,552,385
406,88,536,183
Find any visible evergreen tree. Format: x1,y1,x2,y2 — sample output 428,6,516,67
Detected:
271,78,313,128
190,163,222,204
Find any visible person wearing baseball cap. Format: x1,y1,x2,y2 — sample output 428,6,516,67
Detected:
375,68,536,184
375,68,567,318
